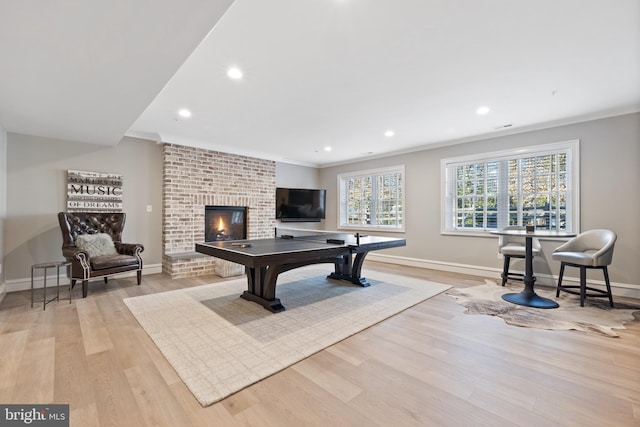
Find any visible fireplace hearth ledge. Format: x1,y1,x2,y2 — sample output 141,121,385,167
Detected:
164,252,244,278
164,251,208,260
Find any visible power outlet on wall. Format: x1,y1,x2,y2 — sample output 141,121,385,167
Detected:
497,253,503,260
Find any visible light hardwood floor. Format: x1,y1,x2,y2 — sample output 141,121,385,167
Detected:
1,263,639,426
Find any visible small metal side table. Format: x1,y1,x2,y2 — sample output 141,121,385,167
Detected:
31,261,72,310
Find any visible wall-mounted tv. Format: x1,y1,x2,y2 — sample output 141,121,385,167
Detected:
276,187,326,222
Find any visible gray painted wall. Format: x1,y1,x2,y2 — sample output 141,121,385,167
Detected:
3,113,639,295
5,134,163,282
276,162,320,188
0,125,6,288
2,136,322,284
319,112,640,290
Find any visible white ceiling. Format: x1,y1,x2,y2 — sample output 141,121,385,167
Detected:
2,1,639,168
0,0,234,146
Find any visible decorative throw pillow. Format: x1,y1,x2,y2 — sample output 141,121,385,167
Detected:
75,233,119,257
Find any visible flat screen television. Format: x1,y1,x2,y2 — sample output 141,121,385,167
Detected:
276,188,326,222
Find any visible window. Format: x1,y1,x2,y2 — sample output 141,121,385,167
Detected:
338,165,405,231
441,140,579,234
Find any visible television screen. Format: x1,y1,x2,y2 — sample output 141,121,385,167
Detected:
276,188,326,221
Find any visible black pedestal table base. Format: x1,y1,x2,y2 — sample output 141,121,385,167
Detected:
502,290,559,309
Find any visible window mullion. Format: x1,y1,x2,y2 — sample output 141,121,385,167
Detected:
517,159,523,225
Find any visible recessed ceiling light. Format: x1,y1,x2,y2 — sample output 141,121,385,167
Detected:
324,146,332,152
178,109,191,118
227,67,243,80
476,106,490,115
384,130,395,137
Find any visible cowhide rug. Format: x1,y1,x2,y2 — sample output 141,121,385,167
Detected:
447,280,640,337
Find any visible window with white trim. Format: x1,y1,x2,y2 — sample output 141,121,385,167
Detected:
338,165,405,231
441,140,579,234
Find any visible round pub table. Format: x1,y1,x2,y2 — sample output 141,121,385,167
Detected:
491,229,575,309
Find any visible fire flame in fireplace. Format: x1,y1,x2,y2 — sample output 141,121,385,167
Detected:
205,206,247,242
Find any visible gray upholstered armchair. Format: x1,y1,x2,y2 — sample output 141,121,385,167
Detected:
58,212,144,298
552,229,616,307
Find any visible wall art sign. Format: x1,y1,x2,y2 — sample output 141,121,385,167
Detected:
67,170,123,212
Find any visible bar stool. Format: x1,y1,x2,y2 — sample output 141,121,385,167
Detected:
31,261,72,310
498,225,542,286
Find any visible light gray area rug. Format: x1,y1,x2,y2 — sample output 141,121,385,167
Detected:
124,268,451,406
447,280,640,337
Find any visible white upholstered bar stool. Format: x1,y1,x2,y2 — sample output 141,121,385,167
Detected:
498,226,542,286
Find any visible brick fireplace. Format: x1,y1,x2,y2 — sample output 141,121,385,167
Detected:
162,143,275,278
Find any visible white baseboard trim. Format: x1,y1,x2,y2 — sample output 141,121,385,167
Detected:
367,253,640,300
5,263,163,293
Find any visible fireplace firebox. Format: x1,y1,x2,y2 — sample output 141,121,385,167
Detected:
205,206,247,242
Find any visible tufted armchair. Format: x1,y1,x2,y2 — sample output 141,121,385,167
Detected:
58,212,144,298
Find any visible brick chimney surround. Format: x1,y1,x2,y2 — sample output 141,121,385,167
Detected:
162,143,276,278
